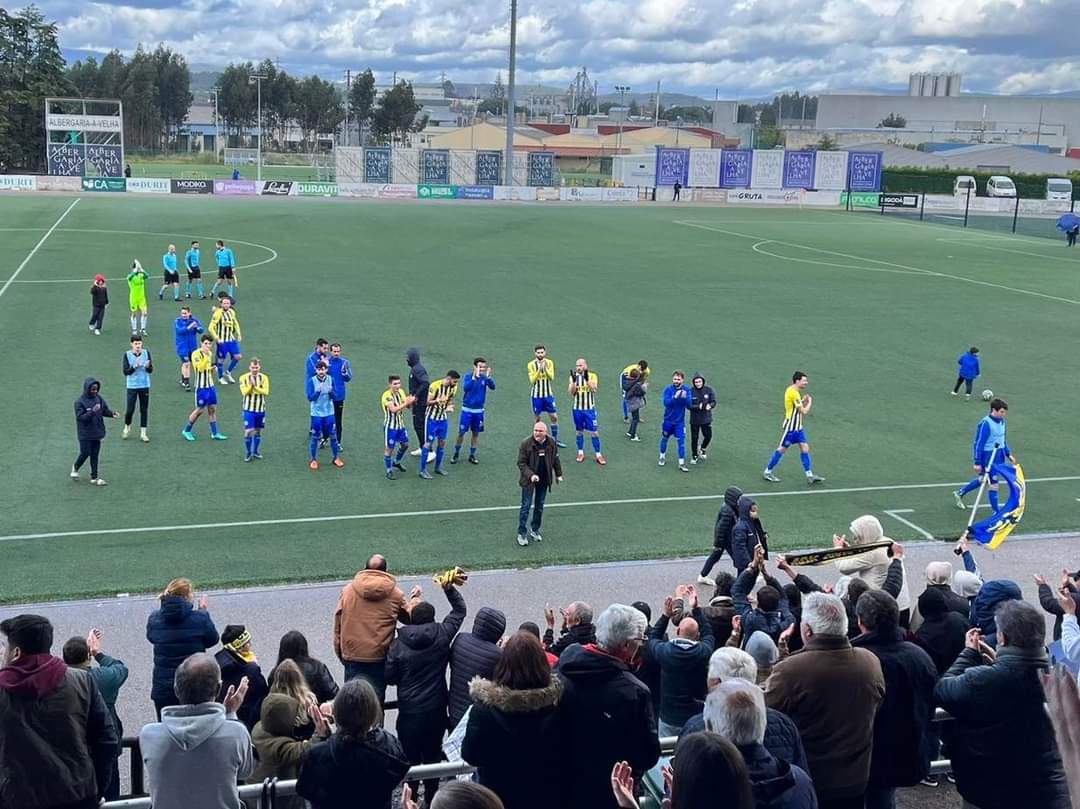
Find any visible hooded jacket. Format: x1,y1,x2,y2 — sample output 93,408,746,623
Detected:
139,702,254,809
644,608,716,727
732,568,795,646
296,729,410,809
0,659,118,809
447,607,507,728
969,579,1022,648
555,643,660,809
251,693,329,794
334,569,413,663
957,350,980,380
835,515,911,612
713,485,743,550
739,742,817,809
731,496,768,573
146,596,219,703
462,678,565,809
214,648,268,731
914,589,969,675
75,377,116,441
689,374,716,426
385,586,466,714
406,348,429,409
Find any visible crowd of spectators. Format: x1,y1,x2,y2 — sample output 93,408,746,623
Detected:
5,513,1080,809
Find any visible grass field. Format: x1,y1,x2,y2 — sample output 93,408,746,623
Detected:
128,160,324,181
1,194,1078,604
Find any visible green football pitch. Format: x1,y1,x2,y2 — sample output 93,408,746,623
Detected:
1,194,1078,604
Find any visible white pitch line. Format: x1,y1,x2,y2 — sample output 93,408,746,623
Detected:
0,199,80,299
2,474,1078,544
935,237,1080,265
883,508,935,539
751,240,928,276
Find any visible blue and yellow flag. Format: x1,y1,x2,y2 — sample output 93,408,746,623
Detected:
969,462,1026,550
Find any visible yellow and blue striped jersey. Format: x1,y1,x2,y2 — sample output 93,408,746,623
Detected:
622,363,650,382
570,370,598,410
209,307,241,342
528,358,556,398
426,378,458,421
239,372,270,413
192,350,216,389
783,385,804,432
382,388,407,429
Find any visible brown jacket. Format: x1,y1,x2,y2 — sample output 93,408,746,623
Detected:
764,633,885,801
517,435,563,490
251,693,328,807
335,569,414,663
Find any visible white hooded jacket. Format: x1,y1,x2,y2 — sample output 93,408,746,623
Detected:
834,515,911,612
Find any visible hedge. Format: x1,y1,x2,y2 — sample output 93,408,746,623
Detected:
882,166,1080,199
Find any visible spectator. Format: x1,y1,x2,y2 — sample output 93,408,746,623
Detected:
913,588,968,676
518,621,558,666
463,632,564,809
934,600,1070,809
296,678,410,809
731,495,768,574
909,559,974,632
516,421,564,546
1035,569,1080,641
700,485,743,586
646,587,716,736
270,629,339,704
782,585,804,653
952,571,983,605
408,782,505,809
745,631,782,685
969,579,1022,649
852,590,937,809
833,516,911,622
703,680,817,809
215,624,269,731
701,574,738,645
556,603,660,809
688,372,716,464
62,629,129,801
632,600,662,714
448,605,507,729
611,732,755,809
139,652,254,809
766,592,884,809
385,579,467,805
71,376,121,485
543,600,596,658
680,647,808,772
251,661,332,806
147,577,219,717
732,548,795,647
0,614,118,809
334,553,419,702
1042,668,1080,809
1058,589,1080,677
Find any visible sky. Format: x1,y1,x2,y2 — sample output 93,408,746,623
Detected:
38,0,1080,98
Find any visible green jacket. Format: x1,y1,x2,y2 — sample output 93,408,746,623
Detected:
89,653,129,738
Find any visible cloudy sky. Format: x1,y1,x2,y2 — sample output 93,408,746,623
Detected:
41,0,1080,98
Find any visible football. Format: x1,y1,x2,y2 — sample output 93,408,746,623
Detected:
981,389,994,401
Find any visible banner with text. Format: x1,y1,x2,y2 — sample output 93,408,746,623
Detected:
782,151,816,189
296,182,338,197
687,148,721,187
847,151,883,193
421,150,450,184
813,151,849,191
213,180,259,195
455,185,494,200
720,149,753,187
417,184,456,199
654,147,690,186
0,175,37,191
751,149,784,188
493,186,537,201
527,152,555,187
476,151,503,185
85,144,123,177
727,189,802,205
46,114,122,132
364,147,391,183
171,178,212,194
81,177,126,192
126,178,170,194
260,180,294,196
47,143,85,176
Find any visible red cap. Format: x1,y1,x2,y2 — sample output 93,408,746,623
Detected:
94,274,106,283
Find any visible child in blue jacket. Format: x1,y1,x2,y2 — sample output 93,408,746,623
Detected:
951,347,980,400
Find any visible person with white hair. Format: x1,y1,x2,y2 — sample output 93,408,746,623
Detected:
704,681,817,809
832,515,911,622
556,604,660,809
910,535,982,632
766,593,884,809
681,647,808,772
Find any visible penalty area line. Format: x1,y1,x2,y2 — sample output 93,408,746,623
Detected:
2,474,1079,544
0,198,80,300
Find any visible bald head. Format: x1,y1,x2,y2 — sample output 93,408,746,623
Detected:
174,652,221,705
575,358,587,372
677,617,700,641
366,554,387,571
532,422,549,440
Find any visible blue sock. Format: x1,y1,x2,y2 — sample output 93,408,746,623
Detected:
227,284,235,298
677,437,686,460
216,362,224,379
469,446,476,458
173,289,180,301
227,357,239,373
184,281,191,296
435,447,445,469
420,447,430,471
396,446,407,461
766,450,783,471
384,455,392,470
988,489,1000,511
196,280,205,297
592,435,601,454
551,424,559,440
958,478,981,497
331,438,340,459
800,451,812,473
452,443,461,458
184,421,194,433
253,434,261,454
244,436,252,456
310,436,319,460
660,436,669,454
209,421,219,435
576,434,584,451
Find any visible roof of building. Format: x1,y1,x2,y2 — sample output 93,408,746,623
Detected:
425,121,545,150
843,141,1080,173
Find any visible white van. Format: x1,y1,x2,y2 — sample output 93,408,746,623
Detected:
1046,177,1073,202
953,175,976,196
986,176,1017,197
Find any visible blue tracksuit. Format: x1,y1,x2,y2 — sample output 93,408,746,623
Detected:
957,414,1012,507
461,372,496,409
660,383,693,460
328,356,353,402
174,316,204,360
306,350,329,382
958,352,980,380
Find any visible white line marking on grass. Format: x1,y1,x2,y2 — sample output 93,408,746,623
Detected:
935,237,1080,265
0,199,80,299
751,240,929,276
883,509,935,539
3,475,1078,544
675,220,1080,306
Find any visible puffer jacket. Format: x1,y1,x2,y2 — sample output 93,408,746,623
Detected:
740,742,817,809
296,729,410,809
732,568,795,645
384,586,466,715
146,596,219,703
713,486,743,550
544,622,597,659
74,377,116,441
335,569,413,663
731,496,768,572
969,579,1022,648
215,648,268,731
681,707,808,773
447,607,507,729
251,693,329,806
934,646,1070,809
835,515,911,612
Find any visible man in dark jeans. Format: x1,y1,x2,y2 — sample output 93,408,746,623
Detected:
72,377,120,486
122,334,153,442
406,347,430,454
516,422,563,547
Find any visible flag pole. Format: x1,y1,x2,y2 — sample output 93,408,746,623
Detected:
965,444,1000,533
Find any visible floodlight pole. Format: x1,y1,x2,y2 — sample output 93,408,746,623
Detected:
250,74,267,180
210,88,220,158
504,0,518,185
615,85,630,151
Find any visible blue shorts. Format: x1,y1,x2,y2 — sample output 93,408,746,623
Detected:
196,387,217,408
243,410,265,430
662,421,685,440
310,415,335,438
459,411,485,434
573,409,598,432
781,430,808,447
426,417,449,443
385,427,409,449
532,396,557,415
217,340,241,358
975,452,1002,481
176,349,191,362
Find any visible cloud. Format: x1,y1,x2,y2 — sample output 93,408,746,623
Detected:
38,0,1077,97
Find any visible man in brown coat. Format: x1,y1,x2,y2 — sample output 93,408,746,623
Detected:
765,591,885,809
334,553,420,702
516,421,563,547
